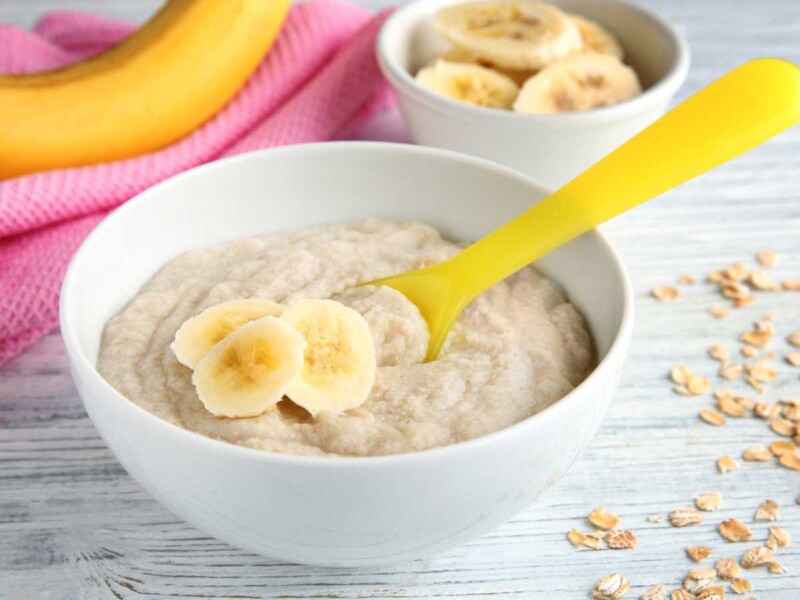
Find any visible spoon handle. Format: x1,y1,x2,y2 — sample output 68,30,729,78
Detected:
446,58,800,299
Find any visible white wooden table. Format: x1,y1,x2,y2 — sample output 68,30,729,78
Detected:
2,1,799,598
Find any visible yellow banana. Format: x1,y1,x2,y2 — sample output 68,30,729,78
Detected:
0,0,290,179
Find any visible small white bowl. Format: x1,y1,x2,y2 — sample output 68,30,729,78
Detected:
378,0,690,188
60,142,633,566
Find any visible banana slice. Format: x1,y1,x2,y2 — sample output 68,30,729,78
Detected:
172,299,285,369
435,46,538,86
435,1,582,70
281,299,376,416
416,60,520,109
513,52,641,114
192,316,305,418
569,14,624,59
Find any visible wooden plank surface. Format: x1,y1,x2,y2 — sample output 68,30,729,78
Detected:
1,0,799,598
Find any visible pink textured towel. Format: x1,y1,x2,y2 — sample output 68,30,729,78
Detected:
0,1,396,365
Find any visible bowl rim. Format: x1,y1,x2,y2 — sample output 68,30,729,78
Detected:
377,0,691,125
60,141,635,469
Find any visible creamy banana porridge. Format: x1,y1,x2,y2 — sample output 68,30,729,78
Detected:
98,219,594,457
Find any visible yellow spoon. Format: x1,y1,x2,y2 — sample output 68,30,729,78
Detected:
370,58,800,361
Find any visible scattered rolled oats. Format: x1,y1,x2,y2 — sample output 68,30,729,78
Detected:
568,528,587,546
740,345,757,358
717,456,739,473
740,327,772,348
745,375,765,394
686,546,713,562
717,394,747,417
605,529,637,550
696,587,724,600
683,568,715,594
648,514,665,523
781,398,800,420
778,451,800,471
766,525,790,549
754,402,780,420
744,358,777,382
719,364,743,380
786,353,800,367
708,345,729,363
741,546,773,569
589,508,621,530
653,285,680,301
688,376,712,395
768,561,787,574
577,530,603,550
671,590,695,600
783,279,800,291
671,366,711,395
716,558,741,580
592,573,631,599
788,331,800,348
709,306,730,319
748,270,780,291
695,492,723,512
640,584,666,600
770,440,796,456
742,446,772,462
726,263,749,281
719,519,753,542
754,499,779,522
670,508,704,527
737,396,756,411
584,536,604,550
680,275,696,285
770,418,796,437
672,365,691,385
757,250,778,268
730,578,752,594
700,410,725,426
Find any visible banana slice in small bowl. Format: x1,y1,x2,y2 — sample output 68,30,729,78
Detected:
436,1,583,71
379,0,689,185
416,60,520,109
568,13,624,60
513,51,641,114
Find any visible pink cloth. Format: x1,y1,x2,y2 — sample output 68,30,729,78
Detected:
0,1,397,365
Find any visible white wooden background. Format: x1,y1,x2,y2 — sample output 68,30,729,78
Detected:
1,0,799,598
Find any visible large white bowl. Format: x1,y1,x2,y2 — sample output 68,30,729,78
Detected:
60,142,633,567
378,0,690,188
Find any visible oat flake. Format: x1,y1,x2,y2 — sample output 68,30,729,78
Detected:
719,518,753,542
716,558,741,580
694,492,722,512
754,499,779,522
589,508,621,530
686,546,713,562
742,446,773,462
716,456,739,473
741,546,773,569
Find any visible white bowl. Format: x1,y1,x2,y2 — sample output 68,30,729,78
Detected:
377,0,690,188
60,142,633,567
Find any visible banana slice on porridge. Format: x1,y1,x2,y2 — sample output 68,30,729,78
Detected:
172,298,285,369
281,299,376,416
192,316,305,418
